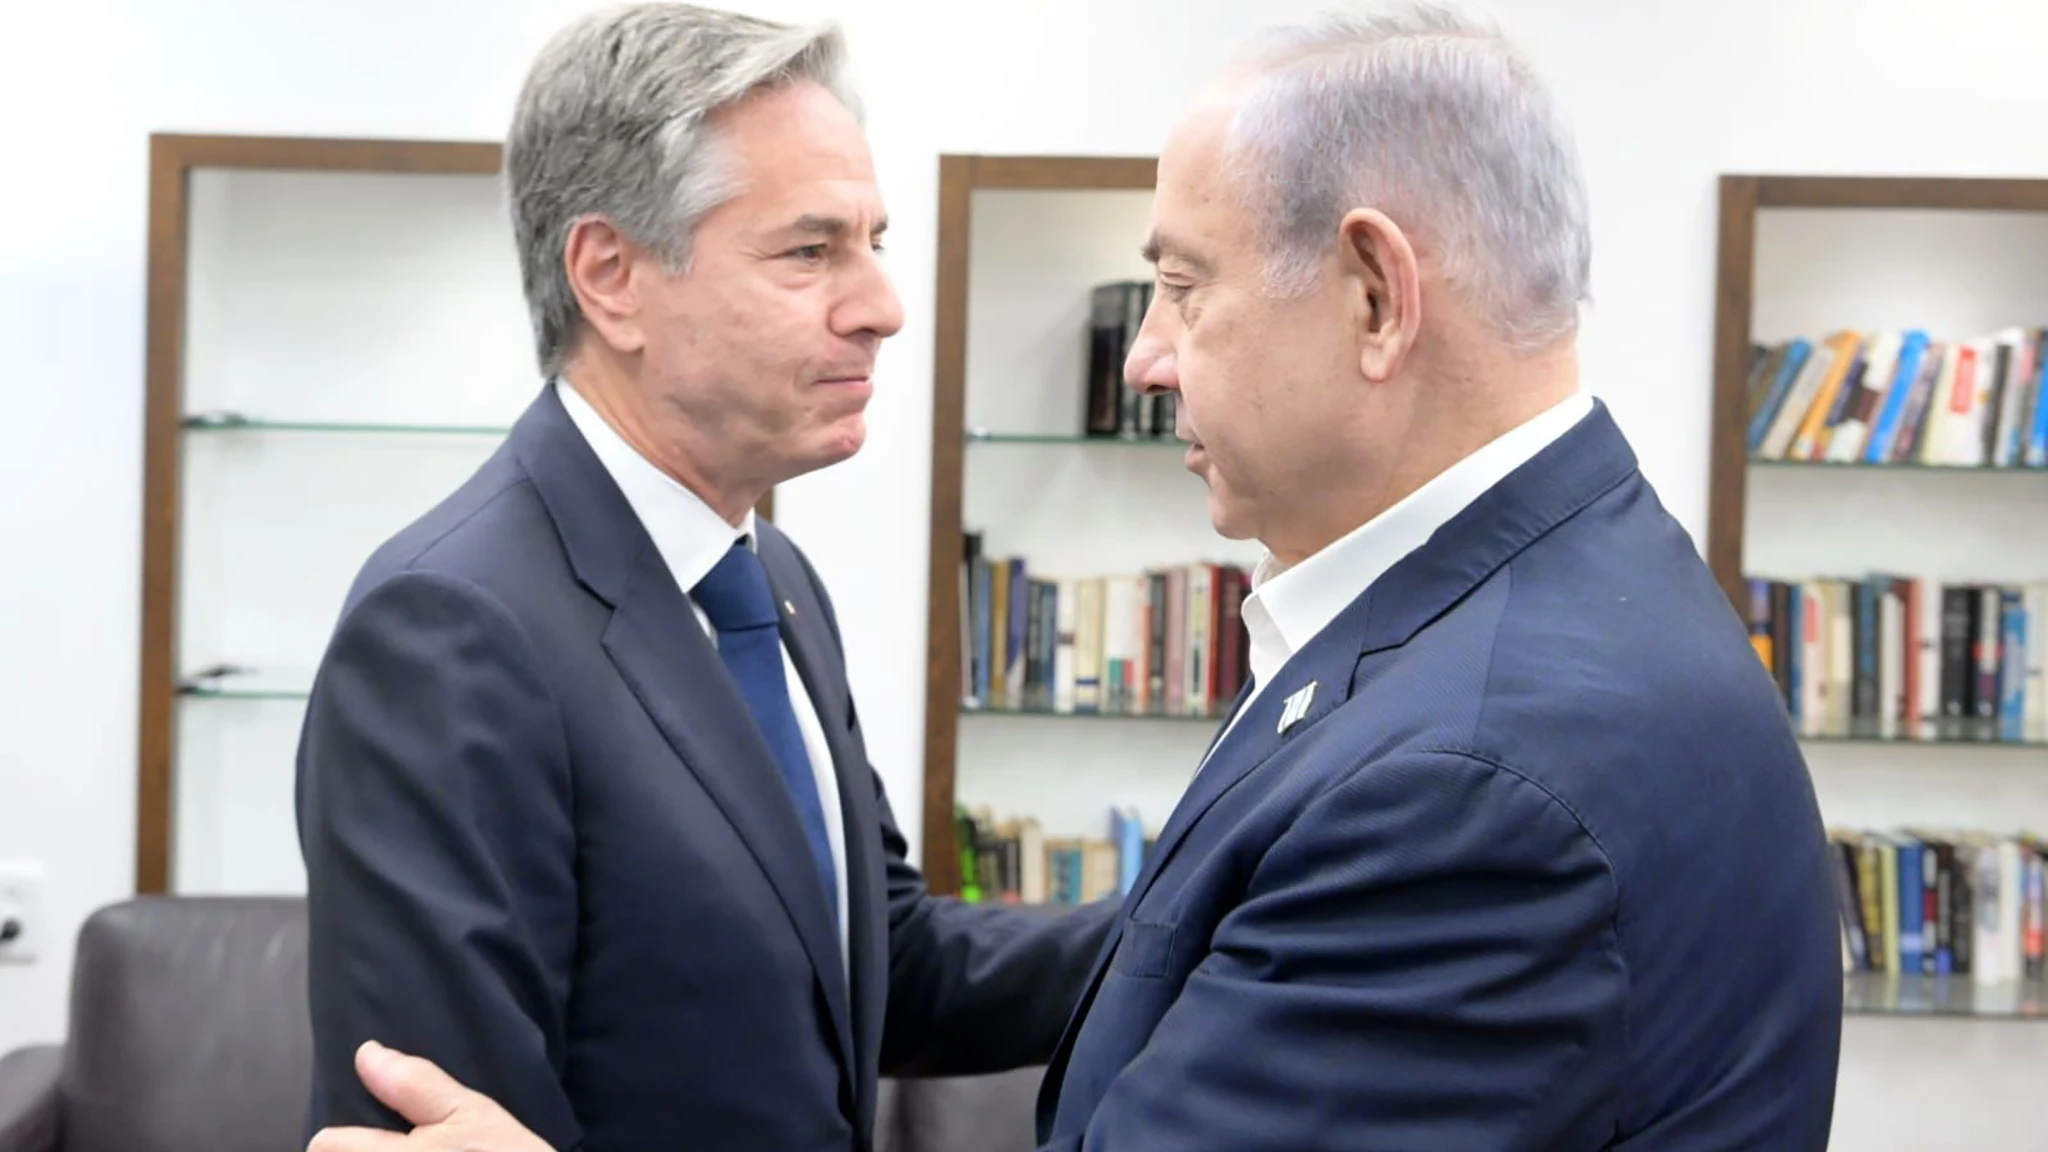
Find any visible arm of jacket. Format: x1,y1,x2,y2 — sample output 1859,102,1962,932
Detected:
775,541,1117,1077
296,569,581,1151
875,768,1120,1077
1058,749,1626,1152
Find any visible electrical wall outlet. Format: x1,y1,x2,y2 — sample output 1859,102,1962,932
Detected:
0,861,45,965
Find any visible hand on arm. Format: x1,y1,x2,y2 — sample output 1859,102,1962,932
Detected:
308,1044,556,1152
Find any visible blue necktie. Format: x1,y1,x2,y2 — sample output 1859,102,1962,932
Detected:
693,540,838,930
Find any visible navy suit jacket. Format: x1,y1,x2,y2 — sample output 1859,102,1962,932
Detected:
296,385,1113,1152
1034,401,1842,1151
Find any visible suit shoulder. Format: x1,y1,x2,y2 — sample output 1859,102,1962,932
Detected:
345,452,559,609
1478,547,1794,768
1379,501,1821,879
1462,483,1788,752
1460,526,1826,906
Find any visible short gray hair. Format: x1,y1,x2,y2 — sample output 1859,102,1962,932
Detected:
505,3,861,376
1222,0,1591,353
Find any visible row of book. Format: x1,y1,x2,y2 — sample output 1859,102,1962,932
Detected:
1831,827,2047,983
960,531,1252,718
1084,280,1178,440
956,806,1152,906
954,809,2048,991
1745,576,2048,743
1745,328,2048,467
957,805,2048,987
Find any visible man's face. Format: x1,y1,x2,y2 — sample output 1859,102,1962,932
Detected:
631,80,902,493
1126,84,1366,552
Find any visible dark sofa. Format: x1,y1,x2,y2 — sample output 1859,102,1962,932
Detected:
0,897,1044,1152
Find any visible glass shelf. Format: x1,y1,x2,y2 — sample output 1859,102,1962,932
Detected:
183,413,510,437
1844,972,2048,1018
965,429,1184,448
177,666,313,701
1798,732,2048,751
1749,456,2046,473
960,699,1228,723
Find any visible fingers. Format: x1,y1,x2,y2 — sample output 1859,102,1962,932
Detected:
307,1126,412,1152
353,1040,471,1127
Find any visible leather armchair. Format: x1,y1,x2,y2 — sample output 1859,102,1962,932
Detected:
0,896,310,1152
0,895,1045,1152
887,1066,1044,1152
0,1046,60,1152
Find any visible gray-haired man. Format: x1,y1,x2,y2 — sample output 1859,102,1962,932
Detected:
293,6,1113,1152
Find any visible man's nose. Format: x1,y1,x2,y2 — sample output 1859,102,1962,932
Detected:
843,256,905,339
1125,331,1178,395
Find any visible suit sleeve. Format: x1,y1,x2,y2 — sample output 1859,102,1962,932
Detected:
1066,750,1626,1152
872,757,1119,1076
296,569,581,1150
776,537,1116,1076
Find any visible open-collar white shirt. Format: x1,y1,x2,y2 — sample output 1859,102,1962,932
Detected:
1218,390,1595,750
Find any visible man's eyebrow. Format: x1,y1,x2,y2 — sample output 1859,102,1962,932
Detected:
1141,230,1208,272
788,214,889,238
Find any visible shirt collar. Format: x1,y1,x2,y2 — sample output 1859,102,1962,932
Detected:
1241,389,1594,690
554,377,751,597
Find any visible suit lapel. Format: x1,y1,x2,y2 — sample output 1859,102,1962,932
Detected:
1130,657,1349,907
758,531,887,1129
1193,681,1253,769
599,549,855,1072
1037,644,1352,1140
508,385,858,1089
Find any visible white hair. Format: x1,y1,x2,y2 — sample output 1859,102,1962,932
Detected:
1222,0,1591,353
504,3,861,375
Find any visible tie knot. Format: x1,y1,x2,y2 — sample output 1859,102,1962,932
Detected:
693,540,778,632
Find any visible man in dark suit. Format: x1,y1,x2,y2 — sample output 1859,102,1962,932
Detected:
1022,4,1841,1146
294,6,1112,1152
309,2,1844,1150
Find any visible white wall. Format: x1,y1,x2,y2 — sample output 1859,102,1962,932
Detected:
173,167,536,893
5,0,2048,1145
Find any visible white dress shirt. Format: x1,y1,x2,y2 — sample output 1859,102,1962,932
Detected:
1212,390,1596,757
556,380,850,976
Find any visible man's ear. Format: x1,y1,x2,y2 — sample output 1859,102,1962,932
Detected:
1336,208,1421,383
562,214,647,356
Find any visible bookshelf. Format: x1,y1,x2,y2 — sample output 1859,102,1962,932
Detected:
1707,175,2048,1018
135,134,775,896
919,154,1270,898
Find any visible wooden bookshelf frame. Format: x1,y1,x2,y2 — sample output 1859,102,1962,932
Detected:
1708,175,2048,1022
1705,174,2048,616
917,154,1158,895
135,133,775,893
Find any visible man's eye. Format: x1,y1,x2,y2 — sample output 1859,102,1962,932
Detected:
1158,281,1192,300
790,244,829,262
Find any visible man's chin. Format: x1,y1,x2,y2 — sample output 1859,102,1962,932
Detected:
1204,489,1258,543
801,420,867,472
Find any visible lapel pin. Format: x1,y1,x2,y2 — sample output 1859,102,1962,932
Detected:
1278,681,1317,734
783,599,797,617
